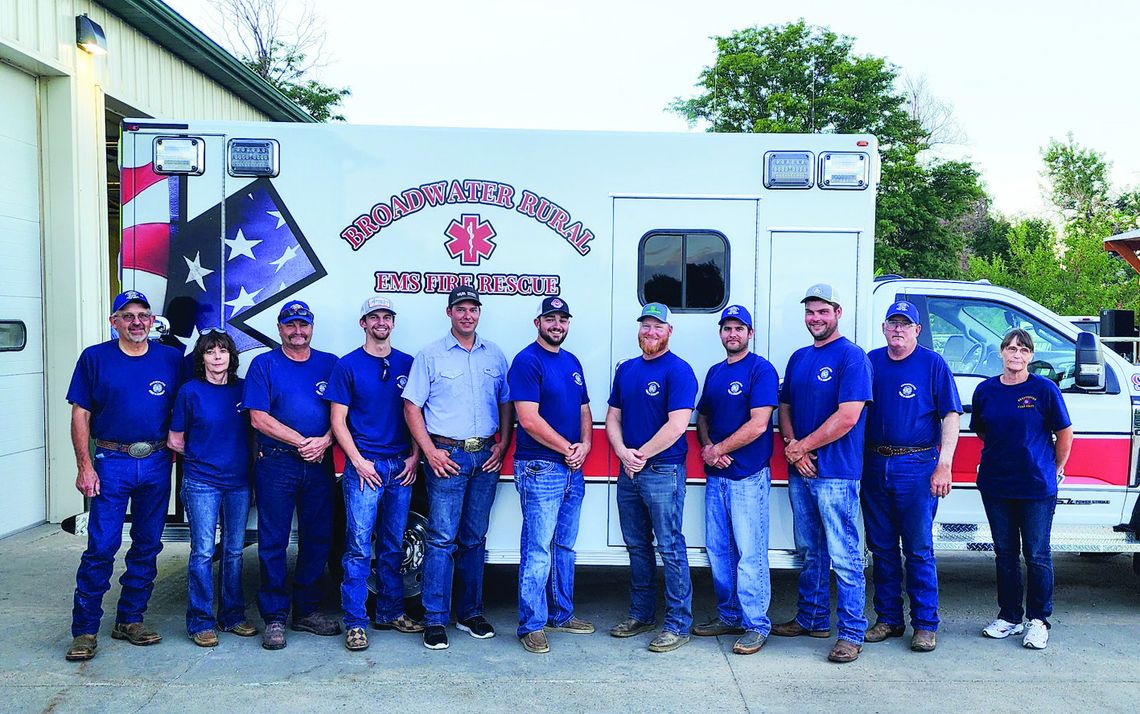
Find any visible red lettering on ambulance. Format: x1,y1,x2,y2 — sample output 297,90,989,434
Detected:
402,188,426,213
447,181,468,203
342,225,367,250
516,190,539,217
497,183,515,208
548,208,570,233
370,202,393,227
421,181,448,207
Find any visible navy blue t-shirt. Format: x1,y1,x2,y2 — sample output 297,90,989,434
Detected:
323,347,413,460
508,342,590,462
971,374,1072,499
607,351,697,466
866,345,962,449
170,378,251,489
66,340,185,442
780,337,873,480
698,352,780,479
242,347,338,449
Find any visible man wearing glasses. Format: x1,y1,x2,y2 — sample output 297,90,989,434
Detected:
403,287,512,651
325,296,422,651
243,301,341,650
65,290,185,661
862,300,961,653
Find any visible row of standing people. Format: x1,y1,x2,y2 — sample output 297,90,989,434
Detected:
62,284,1072,662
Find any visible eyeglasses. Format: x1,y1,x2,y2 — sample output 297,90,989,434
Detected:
885,320,914,331
115,312,153,323
380,357,390,382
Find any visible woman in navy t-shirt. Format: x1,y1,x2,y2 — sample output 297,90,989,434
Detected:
971,328,1072,650
168,330,256,646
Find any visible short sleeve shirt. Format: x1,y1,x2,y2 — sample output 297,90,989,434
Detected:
323,347,414,460
402,332,510,439
971,374,1072,498
170,378,250,489
607,351,698,466
66,340,186,442
866,345,962,449
698,352,779,479
242,347,338,449
780,337,873,479
508,342,590,462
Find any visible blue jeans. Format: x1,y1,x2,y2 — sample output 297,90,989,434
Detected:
616,462,692,634
981,493,1056,625
862,451,940,631
514,458,585,637
705,469,772,635
254,448,334,624
787,474,867,644
422,446,499,626
182,478,251,635
72,449,172,637
341,457,413,629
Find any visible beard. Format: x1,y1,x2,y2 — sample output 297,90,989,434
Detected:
123,331,148,344
808,322,837,342
538,326,566,347
638,333,669,357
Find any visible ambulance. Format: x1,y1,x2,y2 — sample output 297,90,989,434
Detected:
116,120,1140,583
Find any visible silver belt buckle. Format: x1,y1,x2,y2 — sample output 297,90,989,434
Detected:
462,437,484,453
127,441,155,458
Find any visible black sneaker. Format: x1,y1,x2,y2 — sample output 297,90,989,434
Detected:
423,625,449,650
456,615,495,639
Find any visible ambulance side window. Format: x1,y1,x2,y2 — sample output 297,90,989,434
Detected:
926,296,1075,387
638,231,728,312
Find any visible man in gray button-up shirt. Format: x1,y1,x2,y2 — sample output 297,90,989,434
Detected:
403,287,512,651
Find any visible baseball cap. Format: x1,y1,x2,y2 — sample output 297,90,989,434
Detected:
538,296,572,317
112,289,150,313
719,304,753,329
885,300,921,325
360,296,397,319
637,302,671,324
447,287,481,306
278,300,314,325
801,283,842,308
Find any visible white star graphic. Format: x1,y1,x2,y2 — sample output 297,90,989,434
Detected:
224,285,262,315
267,210,286,229
269,245,299,273
226,228,261,261
183,251,215,291
176,325,201,356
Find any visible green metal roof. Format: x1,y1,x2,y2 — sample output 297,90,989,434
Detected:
98,0,316,123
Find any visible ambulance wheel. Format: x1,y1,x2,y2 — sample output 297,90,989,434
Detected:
400,510,428,600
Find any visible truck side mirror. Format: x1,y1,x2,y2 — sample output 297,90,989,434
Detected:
1074,331,1105,390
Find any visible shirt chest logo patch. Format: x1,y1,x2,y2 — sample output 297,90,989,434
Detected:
147,380,167,396
397,375,408,389
572,371,583,386
816,366,834,382
1017,395,1037,409
728,381,744,396
315,380,328,397
645,381,661,397
898,383,917,398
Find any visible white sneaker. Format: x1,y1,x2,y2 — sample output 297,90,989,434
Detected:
982,618,1025,639
1022,619,1049,649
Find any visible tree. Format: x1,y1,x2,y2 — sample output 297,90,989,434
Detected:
210,0,350,121
670,21,985,279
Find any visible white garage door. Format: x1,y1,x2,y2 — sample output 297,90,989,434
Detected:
0,62,46,537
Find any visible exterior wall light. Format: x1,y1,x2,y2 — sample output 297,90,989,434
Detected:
76,15,108,55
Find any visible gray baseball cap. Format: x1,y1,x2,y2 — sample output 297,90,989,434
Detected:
359,296,396,319
801,283,842,308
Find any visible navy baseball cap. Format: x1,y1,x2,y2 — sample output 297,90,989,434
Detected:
719,304,753,329
885,300,921,325
637,302,670,324
112,289,150,313
278,300,314,325
448,287,481,306
538,296,572,317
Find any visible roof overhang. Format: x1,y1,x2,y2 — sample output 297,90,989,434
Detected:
1104,228,1140,276
97,0,316,123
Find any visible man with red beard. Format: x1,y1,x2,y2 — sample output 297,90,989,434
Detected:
775,284,873,664
605,302,698,653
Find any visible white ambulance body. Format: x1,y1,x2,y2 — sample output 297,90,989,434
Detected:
117,120,1140,569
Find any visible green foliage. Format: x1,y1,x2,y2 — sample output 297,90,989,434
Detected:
242,40,350,122
670,21,984,279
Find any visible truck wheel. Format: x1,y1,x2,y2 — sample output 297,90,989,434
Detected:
400,510,429,599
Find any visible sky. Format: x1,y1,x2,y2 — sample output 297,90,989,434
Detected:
166,0,1140,218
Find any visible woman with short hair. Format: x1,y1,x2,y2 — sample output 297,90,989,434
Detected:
971,328,1073,650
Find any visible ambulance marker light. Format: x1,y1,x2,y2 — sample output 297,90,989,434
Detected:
763,151,814,189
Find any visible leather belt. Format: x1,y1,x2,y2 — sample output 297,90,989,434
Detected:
873,445,935,457
95,439,167,458
430,435,494,453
